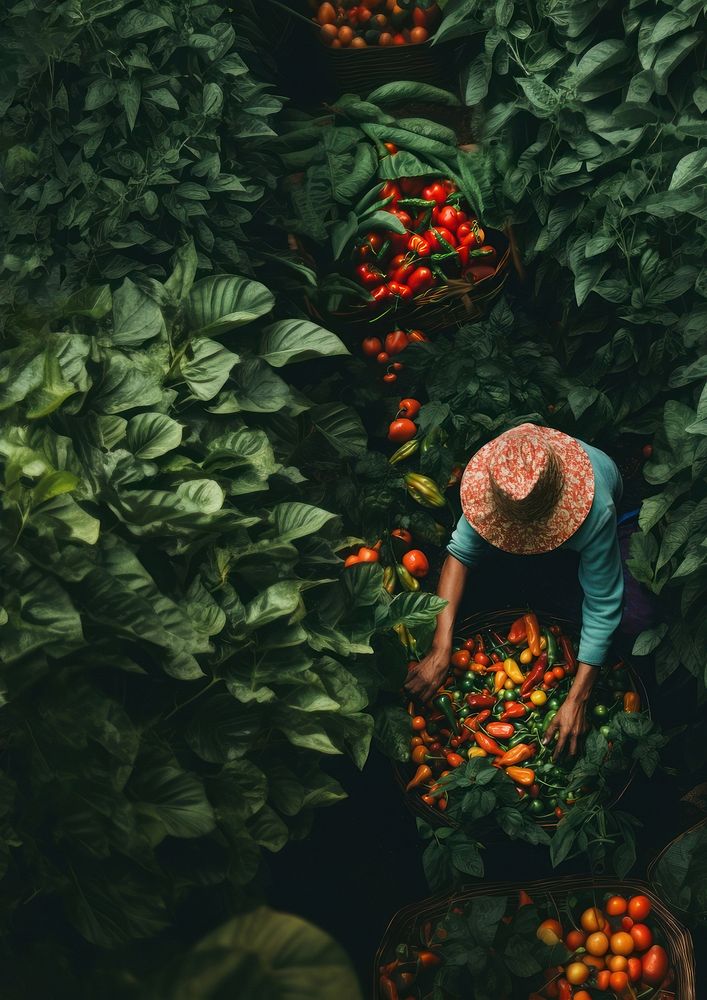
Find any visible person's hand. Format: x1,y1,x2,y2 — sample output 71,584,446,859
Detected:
543,694,589,760
405,646,451,703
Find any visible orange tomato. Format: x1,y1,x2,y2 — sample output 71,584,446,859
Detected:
610,932,635,956
331,37,342,46
379,31,392,44
586,932,609,956
580,907,605,933
607,955,628,972
392,31,406,44
583,955,605,971
351,35,366,46
317,2,337,24
605,895,627,916
338,25,353,44
320,23,338,42
596,969,611,990
609,971,629,993
565,962,589,985
409,25,428,43
627,895,651,921
537,919,563,946
411,716,426,731
565,929,586,951
574,994,592,1000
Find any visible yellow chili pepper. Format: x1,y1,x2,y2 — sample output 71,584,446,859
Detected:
494,670,508,692
519,648,534,665
503,658,525,685
530,690,547,707
539,636,547,650
504,678,515,690
469,747,488,757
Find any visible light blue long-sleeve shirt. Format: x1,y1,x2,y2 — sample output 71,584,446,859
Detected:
447,442,624,667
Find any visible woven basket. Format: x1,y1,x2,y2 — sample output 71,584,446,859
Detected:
333,227,511,335
394,608,649,831
648,818,707,921
374,877,696,999
322,36,461,95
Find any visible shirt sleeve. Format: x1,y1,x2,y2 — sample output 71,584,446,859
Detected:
447,514,486,567
577,512,625,667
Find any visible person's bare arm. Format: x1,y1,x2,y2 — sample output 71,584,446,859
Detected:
543,662,598,759
404,555,468,702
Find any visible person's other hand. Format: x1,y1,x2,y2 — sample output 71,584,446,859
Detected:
543,695,589,760
404,646,450,703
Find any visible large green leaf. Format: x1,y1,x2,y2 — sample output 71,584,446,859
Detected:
271,502,337,542
111,278,164,346
186,275,274,337
130,762,216,839
259,320,349,368
126,412,182,459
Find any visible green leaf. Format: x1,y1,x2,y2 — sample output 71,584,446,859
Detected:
186,276,274,337
65,864,169,948
180,338,239,401
244,582,302,629
271,503,337,542
259,320,349,368
117,10,169,36
126,413,182,459
669,149,707,190
389,592,447,629
366,82,460,106
451,842,484,877
632,623,668,656
311,403,367,456
130,762,215,839
112,278,163,346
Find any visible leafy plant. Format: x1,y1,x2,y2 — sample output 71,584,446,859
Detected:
650,820,707,923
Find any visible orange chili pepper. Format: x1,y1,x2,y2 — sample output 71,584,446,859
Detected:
524,612,542,657
623,691,641,713
505,766,535,786
495,743,535,767
406,764,432,790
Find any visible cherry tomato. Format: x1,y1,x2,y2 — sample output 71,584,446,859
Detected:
384,142,398,154
627,957,642,982
451,649,470,669
402,549,429,578
362,336,383,357
608,971,628,994
379,181,401,204
385,329,409,355
627,895,651,921
378,30,392,44
356,232,383,259
376,351,390,365
565,962,589,986
607,955,628,972
436,205,462,231
393,262,415,283
605,895,627,916
536,919,563,945
473,652,490,666
583,955,606,972
411,716,426,731
392,361,404,371
422,182,447,204
610,932,634,956
357,546,380,563
408,234,431,257
317,2,337,24
409,25,428,42
573,993,592,1000
642,443,653,459
463,638,475,650
584,918,609,945
595,970,611,990
389,208,412,229
407,266,435,293
370,284,393,304
630,923,653,951
621,915,634,931
320,23,338,43
398,397,421,418
565,929,586,951
338,25,354,44
552,666,565,681
382,372,397,383
388,418,417,443
543,671,556,686
387,280,413,300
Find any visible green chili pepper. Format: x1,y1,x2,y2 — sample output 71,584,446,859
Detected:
433,693,459,735
542,709,558,733
389,439,420,465
544,629,560,667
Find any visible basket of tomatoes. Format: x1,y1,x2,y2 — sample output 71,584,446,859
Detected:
342,174,511,333
311,0,459,92
374,878,695,1000
396,609,649,829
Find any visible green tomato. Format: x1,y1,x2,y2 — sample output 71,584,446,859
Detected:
529,799,546,815
593,704,609,719
460,676,476,692
458,706,471,720
599,724,611,738
504,689,519,701
547,698,561,711
451,690,461,702
551,766,566,782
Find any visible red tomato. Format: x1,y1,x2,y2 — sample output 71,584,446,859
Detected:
388,418,417,443
608,972,628,994
605,895,627,916
473,652,490,666
398,397,421,418
384,141,398,154
376,351,390,365
411,715,426,731
436,205,462,231
543,671,556,686
382,372,397,383
463,638,475,650
370,284,393,305
402,549,429,578
552,666,566,681
565,930,586,951
357,546,380,563
422,182,447,204
391,361,404,371
387,281,413,300
391,528,412,545
385,329,409,355
621,915,634,931
627,957,642,982
627,895,651,921
641,945,669,986
630,923,653,952
409,25,428,42
408,234,431,256
379,180,401,204
450,649,470,668
642,443,653,459
407,267,435,293
361,336,382,357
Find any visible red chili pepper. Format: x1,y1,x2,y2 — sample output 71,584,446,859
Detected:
507,616,527,644
560,635,577,674
407,234,431,257
379,181,401,205
379,975,399,1000
460,709,491,740
466,692,495,710
387,281,414,300
485,721,515,739
518,889,533,907
474,731,503,755
393,262,415,283
520,652,548,697
355,263,385,288
500,701,527,721
558,977,571,1000
408,267,435,294
370,285,393,305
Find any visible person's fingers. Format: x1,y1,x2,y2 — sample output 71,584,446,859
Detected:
569,730,579,757
543,718,559,746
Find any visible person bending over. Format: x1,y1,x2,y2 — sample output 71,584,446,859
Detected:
405,423,624,759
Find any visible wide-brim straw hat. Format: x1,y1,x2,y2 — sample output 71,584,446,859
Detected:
460,423,595,555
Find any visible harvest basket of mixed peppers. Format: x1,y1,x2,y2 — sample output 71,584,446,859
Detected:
397,610,648,829
374,878,695,1000
341,173,510,332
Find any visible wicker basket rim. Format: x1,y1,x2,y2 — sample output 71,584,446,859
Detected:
374,876,696,1000
647,816,707,912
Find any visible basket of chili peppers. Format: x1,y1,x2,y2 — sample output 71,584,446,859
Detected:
374,877,695,1000
338,174,511,333
396,609,649,830
310,1,461,94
